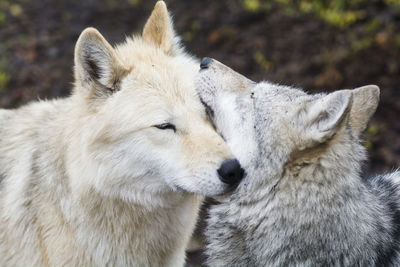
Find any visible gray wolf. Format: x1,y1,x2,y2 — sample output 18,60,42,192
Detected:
0,3,244,266
196,58,400,266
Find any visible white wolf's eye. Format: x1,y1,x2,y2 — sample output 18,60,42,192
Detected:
154,123,176,132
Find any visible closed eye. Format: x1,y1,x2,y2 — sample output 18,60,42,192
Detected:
154,123,176,132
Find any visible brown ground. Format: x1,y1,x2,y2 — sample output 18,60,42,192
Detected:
1,0,400,266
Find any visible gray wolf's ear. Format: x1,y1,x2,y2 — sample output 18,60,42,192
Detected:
74,27,130,95
142,1,182,56
301,90,352,145
349,85,380,136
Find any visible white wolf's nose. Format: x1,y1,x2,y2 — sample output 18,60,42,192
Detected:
217,159,245,185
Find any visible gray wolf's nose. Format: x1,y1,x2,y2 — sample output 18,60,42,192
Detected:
200,57,212,69
218,159,245,185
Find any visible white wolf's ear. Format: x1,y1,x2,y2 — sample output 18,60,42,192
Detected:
74,28,130,95
349,85,380,136
300,90,352,146
142,1,182,56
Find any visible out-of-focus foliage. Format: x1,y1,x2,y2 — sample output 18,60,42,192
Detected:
239,0,400,60
241,0,400,27
386,0,400,6
365,124,381,150
0,71,9,91
0,0,26,25
105,0,141,8
253,51,272,70
296,0,364,27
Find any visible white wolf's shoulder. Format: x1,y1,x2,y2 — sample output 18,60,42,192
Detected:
0,108,13,124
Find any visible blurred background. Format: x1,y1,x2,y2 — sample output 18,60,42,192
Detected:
0,0,399,265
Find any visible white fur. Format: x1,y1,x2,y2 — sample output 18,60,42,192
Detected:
0,3,235,266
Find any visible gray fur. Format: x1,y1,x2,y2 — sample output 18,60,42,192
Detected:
196,58,400,266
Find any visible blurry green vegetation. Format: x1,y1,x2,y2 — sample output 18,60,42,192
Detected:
0,71,9,91
386,0,400,6
239,0,400,61
296,0,365,27
106,0,141,8
351,35,373,52
0,0,27,92
127,0,141,6
365,124,380,150
0,0,26,26
0,1,8,26
242,0,265,12
0,53,9,91
0,0,18,90
183,20,202,41
368,124,380,136
240,0,400,27
253,51,272,69
0,12,5,25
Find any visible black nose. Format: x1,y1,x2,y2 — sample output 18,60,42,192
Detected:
200,57,212,69
217,159,245,185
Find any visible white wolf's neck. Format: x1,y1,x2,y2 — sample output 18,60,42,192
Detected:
60,189,202,266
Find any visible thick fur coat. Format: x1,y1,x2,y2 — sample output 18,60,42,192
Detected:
0,3,237,266
196,58,400,266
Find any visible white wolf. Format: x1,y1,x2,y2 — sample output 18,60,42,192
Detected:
196,57,400,266
0,3,244,266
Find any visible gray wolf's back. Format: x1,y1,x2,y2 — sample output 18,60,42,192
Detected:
365,171,400,265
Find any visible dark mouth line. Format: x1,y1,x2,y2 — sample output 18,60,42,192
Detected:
199,96,215,119
199,96,218,133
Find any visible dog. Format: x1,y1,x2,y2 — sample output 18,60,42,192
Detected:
196,57,400,266
0,3,245,266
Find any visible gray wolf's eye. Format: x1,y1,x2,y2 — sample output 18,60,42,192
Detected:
154,123,176,132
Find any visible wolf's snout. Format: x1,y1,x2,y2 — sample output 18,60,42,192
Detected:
217,159,245,185
200,57,212,69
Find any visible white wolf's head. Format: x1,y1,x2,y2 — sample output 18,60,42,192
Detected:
196,58,379,199
69,3,244,202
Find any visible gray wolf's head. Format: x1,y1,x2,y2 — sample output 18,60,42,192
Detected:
196,58,379,199
69,3,244,201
